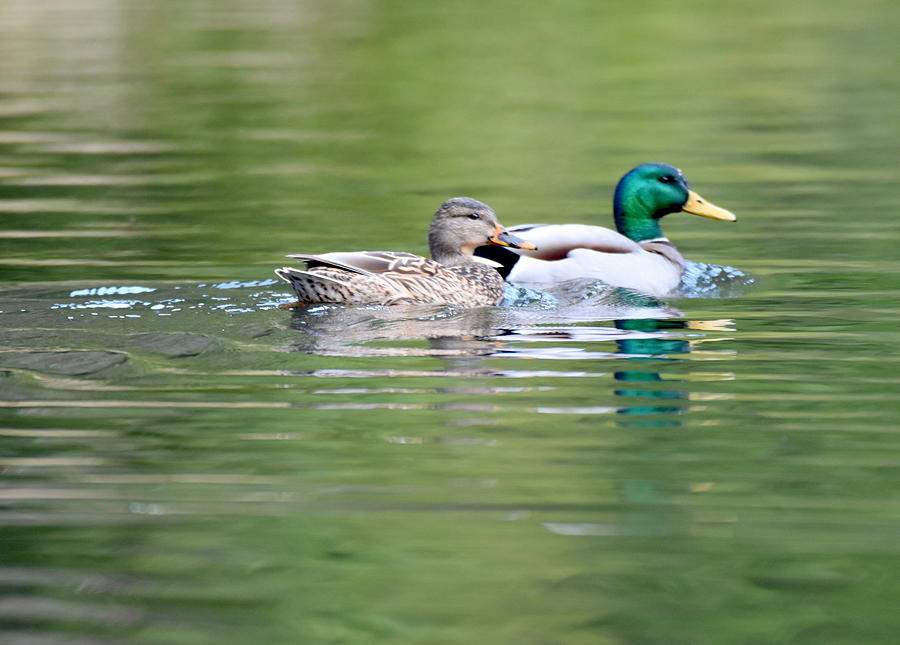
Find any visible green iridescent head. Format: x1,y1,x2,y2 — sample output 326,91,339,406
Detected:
612,163,735,242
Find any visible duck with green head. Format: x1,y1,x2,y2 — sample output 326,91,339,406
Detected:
474,163,736,296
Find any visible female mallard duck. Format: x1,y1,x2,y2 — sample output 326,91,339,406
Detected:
275,197,535,307
475,163,736,296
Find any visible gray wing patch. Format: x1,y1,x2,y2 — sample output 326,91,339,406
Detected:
275,267,350,286
285,251,424,276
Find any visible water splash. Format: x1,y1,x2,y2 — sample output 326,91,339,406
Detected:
678,261,755,297
48,280,292,319
68,285,156,297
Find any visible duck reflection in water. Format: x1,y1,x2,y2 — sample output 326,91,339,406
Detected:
286,303,510,359
285,305,733,387
283,279,684,360
613,318,733,428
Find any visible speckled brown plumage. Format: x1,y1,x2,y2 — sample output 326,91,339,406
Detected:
275,198,534,307
276,252,506,306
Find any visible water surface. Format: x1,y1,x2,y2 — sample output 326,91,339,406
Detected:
2,1,900,644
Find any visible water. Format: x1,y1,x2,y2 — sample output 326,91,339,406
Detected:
2,1,900,643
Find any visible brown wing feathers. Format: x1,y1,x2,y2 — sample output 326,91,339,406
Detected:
276,253,503,306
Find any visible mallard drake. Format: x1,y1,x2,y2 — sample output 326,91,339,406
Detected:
275,197,536,307
475,163,736,296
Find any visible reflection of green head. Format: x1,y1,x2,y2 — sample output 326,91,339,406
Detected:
616,318,687,332
617,338,690,356
615,370,663,382
613,319,693,429
615,371,684,400
615,318,690,357
616,387,685,426
615,389,684,400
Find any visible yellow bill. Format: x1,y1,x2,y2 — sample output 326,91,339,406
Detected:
682,190,736,222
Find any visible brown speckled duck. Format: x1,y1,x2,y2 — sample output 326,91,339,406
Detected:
275,197,536,307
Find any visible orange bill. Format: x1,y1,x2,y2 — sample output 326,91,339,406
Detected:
489,225,538,250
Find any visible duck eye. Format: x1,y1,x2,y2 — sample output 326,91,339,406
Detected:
467,212,481,220
659,175,676,184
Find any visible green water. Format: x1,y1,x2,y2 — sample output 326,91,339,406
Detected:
2,1,900,643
